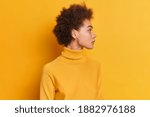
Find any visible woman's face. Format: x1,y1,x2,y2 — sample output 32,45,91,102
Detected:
76,19,96,49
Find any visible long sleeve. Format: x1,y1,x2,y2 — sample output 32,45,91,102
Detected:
96,64,104,100
40,47,104,100
40,65,55,100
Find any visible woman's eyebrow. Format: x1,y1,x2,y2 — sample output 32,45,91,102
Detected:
87,25,93,29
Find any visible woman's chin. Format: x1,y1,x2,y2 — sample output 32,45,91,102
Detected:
84,45,94,49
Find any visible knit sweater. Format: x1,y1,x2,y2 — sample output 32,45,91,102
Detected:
40,47,103,100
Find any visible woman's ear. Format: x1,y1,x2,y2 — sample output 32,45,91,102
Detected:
71,29,78,39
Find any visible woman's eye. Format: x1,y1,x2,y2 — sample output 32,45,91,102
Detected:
88,29,92,32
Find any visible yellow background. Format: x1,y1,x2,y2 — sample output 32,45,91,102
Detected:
0,0,150,99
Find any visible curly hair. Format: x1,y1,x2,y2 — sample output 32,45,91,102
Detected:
53,3,93,46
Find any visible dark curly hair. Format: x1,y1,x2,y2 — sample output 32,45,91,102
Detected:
53,3,93,46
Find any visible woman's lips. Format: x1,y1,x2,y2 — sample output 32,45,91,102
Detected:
92,40,95,43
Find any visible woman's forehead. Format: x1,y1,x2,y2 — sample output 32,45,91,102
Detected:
82,19,92,28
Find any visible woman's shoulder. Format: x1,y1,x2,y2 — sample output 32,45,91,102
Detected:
86,56,101,66
42,57,60,72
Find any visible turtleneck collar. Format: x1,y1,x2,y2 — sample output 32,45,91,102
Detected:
57,47,87,64
61,47,84,60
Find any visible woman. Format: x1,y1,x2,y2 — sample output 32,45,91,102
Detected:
40,3,103,100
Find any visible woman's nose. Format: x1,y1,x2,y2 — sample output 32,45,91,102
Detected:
93,33,96,39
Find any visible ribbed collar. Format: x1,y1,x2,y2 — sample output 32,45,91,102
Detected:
61,47,84,60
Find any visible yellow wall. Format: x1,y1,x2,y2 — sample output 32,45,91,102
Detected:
0,0,150,99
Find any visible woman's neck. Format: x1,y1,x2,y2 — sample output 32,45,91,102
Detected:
66,40,83,50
